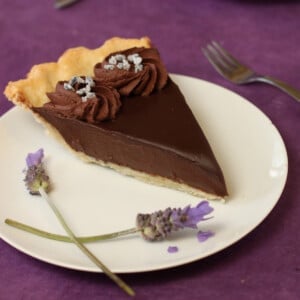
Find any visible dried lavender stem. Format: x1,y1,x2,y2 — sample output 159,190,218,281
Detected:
38,188,135,297
4,219,139,243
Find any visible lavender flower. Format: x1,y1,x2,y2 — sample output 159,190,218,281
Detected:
24,148,50,195
136,201,214,241
197,230,215,242
26,148,44,167
171,201,214,229
167,246,179,253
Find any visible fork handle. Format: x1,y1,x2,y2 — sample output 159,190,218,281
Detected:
257,76,300,102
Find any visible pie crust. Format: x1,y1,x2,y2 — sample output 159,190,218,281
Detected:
4,37,151,108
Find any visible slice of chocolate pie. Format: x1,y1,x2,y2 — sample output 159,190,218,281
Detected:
4,37,228,200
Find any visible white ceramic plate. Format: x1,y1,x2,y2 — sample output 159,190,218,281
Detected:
0,74,288,273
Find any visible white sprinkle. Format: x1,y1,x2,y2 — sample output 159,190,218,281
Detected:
76,76,85,84
64,76,97,102
76,88,86,95
69,76,78,86
135,64,143,73
117,62,124,69
87,92,96,98
122,59,130,70
108,56,117,65
85,76,95,87
63,83,74,91
127,53,139,62
104,64,115,70
104,53,143,72
133,56,142,65
115,54,126,61
82,92,96,102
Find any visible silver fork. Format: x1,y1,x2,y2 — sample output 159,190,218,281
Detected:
54,0,80,9
202,41,300,102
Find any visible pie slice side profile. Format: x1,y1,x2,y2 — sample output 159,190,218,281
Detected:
4,37,228,200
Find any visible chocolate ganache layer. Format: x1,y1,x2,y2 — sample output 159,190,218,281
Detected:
34,77,228,197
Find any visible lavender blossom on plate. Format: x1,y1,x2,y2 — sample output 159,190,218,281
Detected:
197,230,215,242
24,148,50,195
167,246,179,253
136,201,214,241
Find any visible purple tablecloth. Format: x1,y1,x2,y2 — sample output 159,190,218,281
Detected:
1,1,299,299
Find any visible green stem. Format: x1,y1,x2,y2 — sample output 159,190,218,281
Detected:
5,219,139,243
38,188,135,297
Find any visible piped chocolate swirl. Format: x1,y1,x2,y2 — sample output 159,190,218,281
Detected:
94,47,168,96
45,76,121,123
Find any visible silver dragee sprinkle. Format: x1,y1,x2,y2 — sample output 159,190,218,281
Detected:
115,54,126,61
135,64,143,73
104,53,143,73
85,76,95,87
63,76,97,102
63,83,74,91
104,64,115,70
108,56,117,65
82,92,96,102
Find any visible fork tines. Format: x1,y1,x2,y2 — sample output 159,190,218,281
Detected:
202,41,240,76
202,41,252,84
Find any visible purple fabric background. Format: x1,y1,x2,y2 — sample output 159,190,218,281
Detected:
1,1,299,299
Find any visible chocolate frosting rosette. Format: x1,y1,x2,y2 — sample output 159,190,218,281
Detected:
94,47,168,96
45,76,121,123
43,47,168,124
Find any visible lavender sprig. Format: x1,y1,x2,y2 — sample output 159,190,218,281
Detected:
5,201,214,243
22,149,135,297
5,148,215,296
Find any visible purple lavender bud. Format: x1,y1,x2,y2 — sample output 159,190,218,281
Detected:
197,230,215,242
167,246,179,253
171,201,214,229
26,148,44,168
136,209,174,241
136,201,214,241
24,149,50,195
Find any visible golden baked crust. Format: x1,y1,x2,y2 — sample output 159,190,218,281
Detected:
4,37,151,108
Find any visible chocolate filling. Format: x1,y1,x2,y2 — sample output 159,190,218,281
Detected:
34,78,227,197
